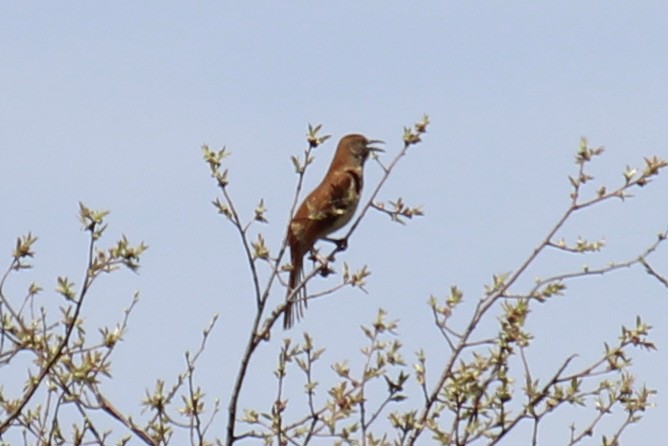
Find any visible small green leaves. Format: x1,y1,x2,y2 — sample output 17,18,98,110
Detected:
576,237,605,252
642,155,668,177
342,263,371,290
202,144,229,173
99,325,123,348
368,308,398,335
11,232,38,269
389,410,419,435
291,153,315,174
56,276,76,301
414,350,426,385
78,202,109,240
484,272,510,295
290,155,302,173
403,114,430,146
533,281,566,302
569,138,666,209
415,114,430,134
179,387,205,418
28,282,43,296
623,165,637,185
109,236,148,272
550,237,605,253
251,234,269,260
215,169,229,189
447,286,463,307
620,316,656,351
402,127,421,146
332,360,351,379
211,197,233,219
634,155,668,187
12,232,37,260
142,379,168,412
306,123,331,149
373,198,424,224
242,408,259,424
385,371,409,396
88,235,148,275
429,286,464,322
568,171,595,189
575,137,604,164
254,199,268,223
289,123,327,177
202,144,230,189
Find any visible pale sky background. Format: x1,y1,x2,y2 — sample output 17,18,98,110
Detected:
2,2,668,445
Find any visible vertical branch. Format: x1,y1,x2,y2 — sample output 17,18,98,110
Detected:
0,227,96,435
222,127,328,445
260,127,326,305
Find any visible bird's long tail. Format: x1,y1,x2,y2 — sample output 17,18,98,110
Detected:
284,246,306,329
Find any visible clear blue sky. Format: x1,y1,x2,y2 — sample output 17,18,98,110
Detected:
2,2,667,444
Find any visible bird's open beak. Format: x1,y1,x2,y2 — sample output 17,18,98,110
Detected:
367,139,385,152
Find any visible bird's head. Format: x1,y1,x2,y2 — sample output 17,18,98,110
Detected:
339,134,385,165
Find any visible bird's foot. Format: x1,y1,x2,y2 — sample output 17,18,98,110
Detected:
319,261,335,278
324,237,348,252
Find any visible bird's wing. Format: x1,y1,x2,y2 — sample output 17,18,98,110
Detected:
289,168,362,244
305,169,361,222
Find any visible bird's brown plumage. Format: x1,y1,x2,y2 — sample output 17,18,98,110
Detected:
284,134,383,329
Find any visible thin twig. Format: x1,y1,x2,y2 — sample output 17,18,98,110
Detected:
409,153,667,444
226,140,318,445
640,256,668,288
0,228,98,435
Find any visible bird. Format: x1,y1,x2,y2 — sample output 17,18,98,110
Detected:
284,134,384,329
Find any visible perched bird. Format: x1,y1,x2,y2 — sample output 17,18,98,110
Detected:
284,134,384,329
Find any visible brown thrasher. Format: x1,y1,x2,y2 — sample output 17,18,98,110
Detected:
284,134,384,329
